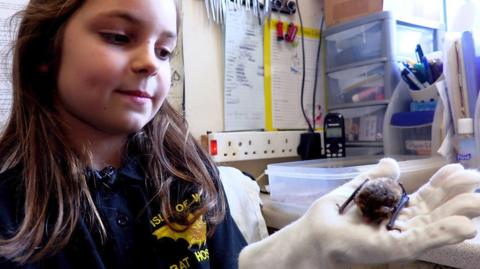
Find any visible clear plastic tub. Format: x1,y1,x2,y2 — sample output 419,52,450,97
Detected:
266,156,447,206
331,105,386,143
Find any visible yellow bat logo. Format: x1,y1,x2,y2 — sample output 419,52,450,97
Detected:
152,215,206,248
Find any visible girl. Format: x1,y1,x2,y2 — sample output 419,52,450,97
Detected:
0,0,246,268
2,0,480,269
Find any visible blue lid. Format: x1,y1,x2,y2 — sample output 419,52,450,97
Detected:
391,111,434,127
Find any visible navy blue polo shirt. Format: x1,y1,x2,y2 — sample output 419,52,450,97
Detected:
0,158,247,268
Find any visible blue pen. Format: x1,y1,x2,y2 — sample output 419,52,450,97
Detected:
422,56,434,84
416,44,424,61
414,44,433,85
413,63,428,86
401,71,420,90
401,68,424,90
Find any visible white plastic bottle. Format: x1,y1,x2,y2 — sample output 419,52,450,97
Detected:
454,118,476,169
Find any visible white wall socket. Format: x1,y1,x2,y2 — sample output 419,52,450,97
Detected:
207,131,307,162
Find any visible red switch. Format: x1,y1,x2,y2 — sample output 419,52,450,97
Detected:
210,139,218,156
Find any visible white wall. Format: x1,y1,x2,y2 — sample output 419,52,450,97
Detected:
182,0,324,176
182,0,324,139
183,1,224,138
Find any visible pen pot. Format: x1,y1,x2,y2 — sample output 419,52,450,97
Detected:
408,74,444,103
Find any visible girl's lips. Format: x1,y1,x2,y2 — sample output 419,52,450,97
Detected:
116,90,153,106
116,90,152,98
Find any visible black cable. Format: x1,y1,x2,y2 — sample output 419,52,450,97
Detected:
295,0,313,133
311,16,324,130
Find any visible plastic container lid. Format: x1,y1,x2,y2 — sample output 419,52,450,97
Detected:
457,118,473,135
266,155,446,180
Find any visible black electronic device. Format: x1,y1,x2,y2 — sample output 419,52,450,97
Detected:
323,112,346,158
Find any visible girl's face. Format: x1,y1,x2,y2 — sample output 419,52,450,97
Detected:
56,0,177,137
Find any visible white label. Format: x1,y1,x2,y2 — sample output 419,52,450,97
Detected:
456,137,476,168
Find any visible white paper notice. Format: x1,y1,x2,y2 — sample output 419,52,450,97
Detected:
0,0,27,128
270,22,323,130
168,1,184,115
224,5,264,131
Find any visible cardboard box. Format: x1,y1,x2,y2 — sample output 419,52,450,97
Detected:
324,0,384,27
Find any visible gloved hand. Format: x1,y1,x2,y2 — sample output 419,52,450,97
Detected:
239,158,480,269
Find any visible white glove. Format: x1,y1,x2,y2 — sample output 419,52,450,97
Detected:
238,158,480,269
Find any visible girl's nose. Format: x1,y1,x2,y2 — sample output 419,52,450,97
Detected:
131,46,159,77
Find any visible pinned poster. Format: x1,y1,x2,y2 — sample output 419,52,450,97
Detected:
264,19,324,130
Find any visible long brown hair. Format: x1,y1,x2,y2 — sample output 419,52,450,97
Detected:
0,0,225,264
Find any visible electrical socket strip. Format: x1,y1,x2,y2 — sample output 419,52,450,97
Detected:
207,131,306,162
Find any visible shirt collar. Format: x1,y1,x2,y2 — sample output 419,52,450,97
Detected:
86,156,144,188
118,156,144,181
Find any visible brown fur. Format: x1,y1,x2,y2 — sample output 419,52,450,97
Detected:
354,177,402,224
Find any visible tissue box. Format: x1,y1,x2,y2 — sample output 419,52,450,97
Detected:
324,0,384,27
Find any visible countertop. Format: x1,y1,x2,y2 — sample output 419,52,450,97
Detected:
260,193,480,269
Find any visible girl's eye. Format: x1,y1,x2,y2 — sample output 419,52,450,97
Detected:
100,32,130,45
156,48,172,60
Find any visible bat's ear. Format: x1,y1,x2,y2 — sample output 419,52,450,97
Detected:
338,178,369,214
368,158,400,181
